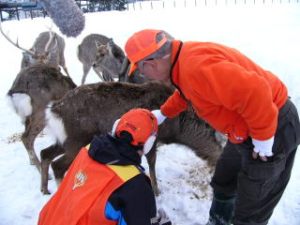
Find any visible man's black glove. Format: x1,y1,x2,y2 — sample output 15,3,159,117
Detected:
152,208,172,225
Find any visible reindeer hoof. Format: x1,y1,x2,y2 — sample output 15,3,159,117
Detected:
153,187,161,196
41,188,51,195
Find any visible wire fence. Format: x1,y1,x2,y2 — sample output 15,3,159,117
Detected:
1,0,299,21
127,0,300,10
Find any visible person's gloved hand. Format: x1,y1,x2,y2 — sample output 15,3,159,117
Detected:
252,136,274,162
157,208,172,225
151,110,166,125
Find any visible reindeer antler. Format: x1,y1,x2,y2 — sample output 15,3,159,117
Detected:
0,22,35,55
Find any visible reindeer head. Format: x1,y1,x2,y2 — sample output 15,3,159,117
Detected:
22,49,50,67
92,39,123,77
0,23,58,68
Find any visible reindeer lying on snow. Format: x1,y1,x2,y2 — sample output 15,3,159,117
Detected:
41,81,223,194
6,64,76,172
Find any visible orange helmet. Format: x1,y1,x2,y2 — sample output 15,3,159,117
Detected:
115,108,158,147
125,29,167,75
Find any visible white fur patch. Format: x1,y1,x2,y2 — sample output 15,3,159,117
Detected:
7,93,32,123
111,119,120,137
143,135,156,155
45,104,67,145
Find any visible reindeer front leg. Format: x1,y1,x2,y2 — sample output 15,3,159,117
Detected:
146,145,160,196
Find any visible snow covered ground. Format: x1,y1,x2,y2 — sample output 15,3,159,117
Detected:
0,1,299,225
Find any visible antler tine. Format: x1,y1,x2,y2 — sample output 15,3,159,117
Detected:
44,25,59,54
0,22,35,55
44,30,53,53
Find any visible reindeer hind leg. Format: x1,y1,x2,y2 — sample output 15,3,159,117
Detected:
40,144,64,194
51,153,74,188
21,113,45,172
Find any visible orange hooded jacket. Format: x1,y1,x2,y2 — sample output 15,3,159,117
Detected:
38,146,141,225
161,40,288,143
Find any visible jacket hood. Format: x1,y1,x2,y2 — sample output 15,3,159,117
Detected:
88,134,142,166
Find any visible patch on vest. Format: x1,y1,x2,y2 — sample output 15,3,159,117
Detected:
73,170,87,190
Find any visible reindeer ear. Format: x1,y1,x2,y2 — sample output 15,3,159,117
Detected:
108,38,114,45
95,41,102,48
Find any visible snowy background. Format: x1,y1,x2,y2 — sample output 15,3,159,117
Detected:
0,1,300,225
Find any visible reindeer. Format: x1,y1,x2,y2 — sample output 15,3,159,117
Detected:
118,57,148,83
6,40,143,173
6,64,77,172
77,33,125,84
0,22,70,77
40,81,223,194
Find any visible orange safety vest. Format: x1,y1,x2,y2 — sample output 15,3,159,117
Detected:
161,40,288,143
38,146,141,225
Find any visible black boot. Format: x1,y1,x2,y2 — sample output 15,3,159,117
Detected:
206,192,235,225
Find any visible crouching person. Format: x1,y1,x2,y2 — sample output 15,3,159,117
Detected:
38,108,172,225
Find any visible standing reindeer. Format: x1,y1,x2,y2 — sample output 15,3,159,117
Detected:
0,23,70,77
6,45,140,173
77,33,125,84
40,81,223,194
6,64,77,172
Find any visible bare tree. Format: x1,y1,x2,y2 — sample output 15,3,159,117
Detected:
6,64,76,172
77,33,125,84
41,81,222,194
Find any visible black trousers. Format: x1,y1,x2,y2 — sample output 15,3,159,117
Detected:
210,99,300,225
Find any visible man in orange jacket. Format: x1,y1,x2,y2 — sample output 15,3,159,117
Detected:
124,29,300,225
38,108,172,225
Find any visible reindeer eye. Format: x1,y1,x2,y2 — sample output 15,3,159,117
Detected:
97,53,104,58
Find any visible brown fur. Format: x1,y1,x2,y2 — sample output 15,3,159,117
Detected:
41,81,222,194
21,31,70,77
7,64,76,171
77,34,125,84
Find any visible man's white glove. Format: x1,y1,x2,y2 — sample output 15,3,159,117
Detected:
151,110,167,125
252,136,274,161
